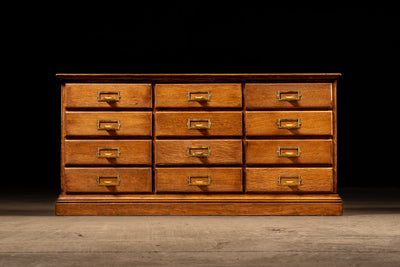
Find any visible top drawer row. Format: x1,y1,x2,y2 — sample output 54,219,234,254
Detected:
65,83,332,109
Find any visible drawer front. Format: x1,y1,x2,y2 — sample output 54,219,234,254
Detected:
65,83,152,109
155,168,242,193
246,168,333,193
246,83,332,109
245,111,332,136
65,140,152,166
246,140,332,165
155,83,242,108
155,140,242,165
155,111,242,137
65,168,152,193
65,111,152,137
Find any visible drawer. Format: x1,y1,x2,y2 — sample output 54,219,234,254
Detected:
65,140,152,166
155,168,242,193
65,168,152,193
155,140,242,165
245,168,333,193
246,83,332,109
65,111,152,137
65,83,152,109
245,111,332,136
246,140,332,165
155,83,242,108
155,111,242,137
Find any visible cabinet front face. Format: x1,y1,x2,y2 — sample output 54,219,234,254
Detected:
58,74,341,216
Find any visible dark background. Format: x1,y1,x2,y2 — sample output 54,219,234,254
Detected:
5,7,399,191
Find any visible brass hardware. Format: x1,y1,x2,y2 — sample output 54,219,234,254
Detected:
277,146,301,158
187,146,211,158
97,147,121,158
97,175,121,186
277,118,301,129
187,91,211,102
187,175,211,186
277,90,301,101
187,118,211,130
97,91,121,102
97,120,121,131
278,175,302,186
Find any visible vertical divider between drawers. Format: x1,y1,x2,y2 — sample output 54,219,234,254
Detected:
242,82,246,194
152,82,156,194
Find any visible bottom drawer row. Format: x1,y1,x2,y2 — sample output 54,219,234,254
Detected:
64,168,333,193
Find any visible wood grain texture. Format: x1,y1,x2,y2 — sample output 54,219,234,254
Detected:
246,83,332,109
65,168,152,193
245,139,332,165
55,202,343,215
155,168,242,193
65,111,152,137
58,73,341,216
245,111,332,136
64,140,152,166
155,83,242,108
155,111,242,137
245,168,333,193
65,83,152,109
155,140,242,165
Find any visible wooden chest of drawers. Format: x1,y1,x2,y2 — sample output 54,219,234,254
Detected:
56,73,342,215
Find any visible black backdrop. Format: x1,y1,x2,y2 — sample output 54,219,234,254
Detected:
6,7,398,190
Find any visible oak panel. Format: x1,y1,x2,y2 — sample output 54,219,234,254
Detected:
155,83,242,108
65,83,152,109
155,140,242,165
246,168,333,193
65,140,152,166
65,168,152,193
245,111,332,136
246,139,332,165
246,83,332,109
155,111,242,137
65,111,152,137
155,168,242,193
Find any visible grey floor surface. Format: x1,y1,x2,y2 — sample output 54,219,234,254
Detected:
0,188,399,267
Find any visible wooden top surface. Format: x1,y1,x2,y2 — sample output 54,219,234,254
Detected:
56,73,341,83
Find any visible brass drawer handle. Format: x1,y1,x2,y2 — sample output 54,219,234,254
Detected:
97,175,120,186
97,120,121,131
187,91,211,102
97,91,121,102
97,147,121,158
187,146,211,158
277,90,301,101
277,118,301,129
277,146,301,158
187,175,211,186
278,175,302,186
187,119,211,130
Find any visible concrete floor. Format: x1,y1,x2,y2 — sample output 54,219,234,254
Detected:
0,188,399,266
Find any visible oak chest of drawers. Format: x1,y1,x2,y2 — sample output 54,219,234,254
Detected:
56,73,342,215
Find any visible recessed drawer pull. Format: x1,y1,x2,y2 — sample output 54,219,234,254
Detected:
187,118,211,130
97,175,121,186
97,147,121,158
277,146,301,158
97,120,121,131
97,91,121,102
187,175,211,186
277,118,301,129
277,90,301,101
187,91,211,102
187,146,211,158
278,175,302,186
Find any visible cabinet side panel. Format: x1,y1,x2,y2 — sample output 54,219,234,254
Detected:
60,83,66,194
